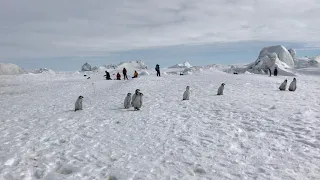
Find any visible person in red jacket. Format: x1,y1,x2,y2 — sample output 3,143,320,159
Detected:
123,68,128,80
116,72,121,80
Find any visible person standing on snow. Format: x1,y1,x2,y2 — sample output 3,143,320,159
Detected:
155,64,160,77
123,68,129,80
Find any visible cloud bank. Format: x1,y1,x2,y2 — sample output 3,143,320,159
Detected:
1,0,320,59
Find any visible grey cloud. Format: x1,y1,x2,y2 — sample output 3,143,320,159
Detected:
0,0,320,60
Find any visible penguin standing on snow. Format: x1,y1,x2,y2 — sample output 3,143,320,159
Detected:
217,83,225,95
279,79,287,91
183,86,190,100
124,93,132,109
131,89,143,110
75,96,84,111
288,78,297,91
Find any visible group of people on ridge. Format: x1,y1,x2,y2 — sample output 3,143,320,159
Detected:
104,68,139,80
103,64,161,80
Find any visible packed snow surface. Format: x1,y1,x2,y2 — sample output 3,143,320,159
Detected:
0,68,320,180
0,63,24,75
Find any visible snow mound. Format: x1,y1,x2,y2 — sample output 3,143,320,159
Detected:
258,45,295,67
31,68,56,74
81,62,92,71
117,60,148,71
295,56,320,68
169,62,192,69
139,70,150,76
0,63,24,75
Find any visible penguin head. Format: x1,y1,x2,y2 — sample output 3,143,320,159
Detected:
186,86,190,90
284,79,287,82
127,93,132,96
78,96,84,99
221,83,225,86
293,78,296,81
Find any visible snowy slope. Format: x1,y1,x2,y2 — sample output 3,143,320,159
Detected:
0,63,24,75
0,69,320,180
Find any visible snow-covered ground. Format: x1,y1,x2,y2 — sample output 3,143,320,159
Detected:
0,68,320,180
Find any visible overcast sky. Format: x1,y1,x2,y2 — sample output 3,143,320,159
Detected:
1,0,320,70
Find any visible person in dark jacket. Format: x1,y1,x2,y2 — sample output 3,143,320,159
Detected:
155,64,160,77
104,71,112,80
274,67,278,76
123,68,128,80
116,72,121,80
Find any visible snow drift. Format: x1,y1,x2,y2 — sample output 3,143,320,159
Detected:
31,68,56,74
295,56,320,68
169,62,192,69
0,63,24,75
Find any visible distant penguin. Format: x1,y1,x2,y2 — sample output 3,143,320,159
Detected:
131,89,143,110
124,93,132,109
183,86,190,100
279,79,287,91
75,96,84,111
217,83,225,95
288,78,297,91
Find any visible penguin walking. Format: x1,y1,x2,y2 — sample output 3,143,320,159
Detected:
288,78,297,91
124,93,132,109
183,86,190,100
279,79,287,91
131,89,143,110
75,96,84,111
217,83,225,95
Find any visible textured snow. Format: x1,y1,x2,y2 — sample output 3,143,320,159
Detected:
0,68,320,180
258,45,295,67
0,63,24,75
31,68,56,75
295,56,320,68
169,62,192,69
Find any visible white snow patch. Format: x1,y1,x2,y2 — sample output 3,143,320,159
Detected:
31,68,56,75
169,62,192,69
0,63,24,75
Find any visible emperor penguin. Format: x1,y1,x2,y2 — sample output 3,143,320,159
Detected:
183,86,190,100
288,78,297,92
279,79,287,91
75,96,84,111
217,83,225,95
131,89,143,110
124,93,132,109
